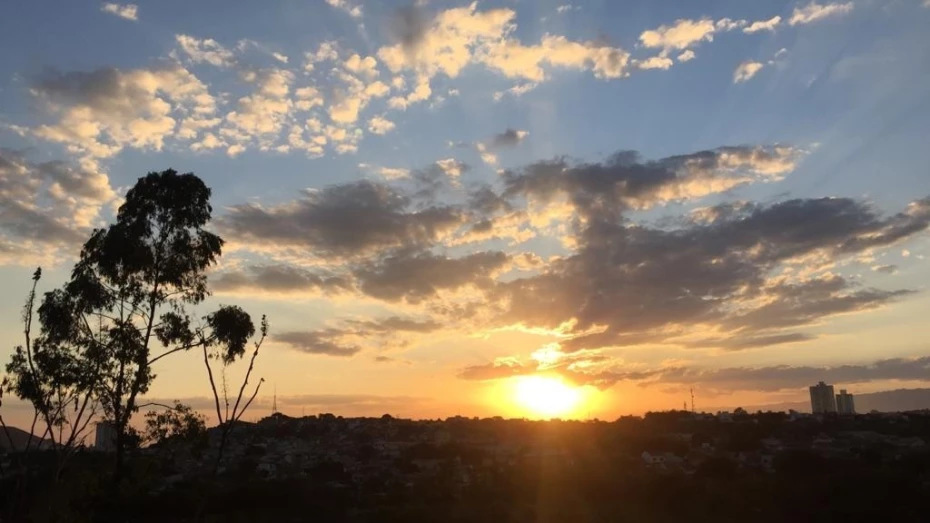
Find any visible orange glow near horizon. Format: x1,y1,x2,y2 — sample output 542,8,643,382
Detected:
510,376,584,419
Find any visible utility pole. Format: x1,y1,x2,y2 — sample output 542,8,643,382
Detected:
690,387,695,413
272,384,277,414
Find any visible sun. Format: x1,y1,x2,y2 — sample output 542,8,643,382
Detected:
511,375,583,418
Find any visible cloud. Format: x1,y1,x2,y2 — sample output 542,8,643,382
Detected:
489,128,530,149
556,4,579,14
0,149,116,263
789,2,854,25
379,2,516,79
101,3,138,21
28,65,217,158
175,34,236,68
496,190,928,353
272,52,289,64
493,82,538,101
458,357,527,381
359,163,410,180
636,55,674,70
355,250,509,303
651,356,930,392
481,34,630,81
458,350,655,390
219,180,464,259
501,146,801,216
276,315,441,357
639,18,717,52
733,61,764,83
368,115,396,135
211,264,351,295
871,264,898,274
435,158,468,179
222,69,295,151
325,0,362,18
379,2,630,93
677,50,696,62
276,330,362,357
213,146,928,358
304,41,340,72
344,54,379,79
744,15,782,33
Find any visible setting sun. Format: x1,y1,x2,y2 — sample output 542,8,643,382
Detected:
511,376,583,418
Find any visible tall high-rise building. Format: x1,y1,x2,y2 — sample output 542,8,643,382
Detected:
94,421,117,452
836,389,856,414
809,381,837,414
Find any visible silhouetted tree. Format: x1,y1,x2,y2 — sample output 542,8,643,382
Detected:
13,169,259,478
142,401,206,447
4,267,98,474
202,312,268,472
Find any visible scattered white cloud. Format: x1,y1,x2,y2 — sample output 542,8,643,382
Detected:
639,18,717,52
744,15,782,33
29,65,218,158
436,158,466,178
101,3,138,21
556,4,580,14
493,82,538,101
789,2,854,25
677,50,696,62
325,0,363,18
367,115,396,135
175,34,236,68
223,69,295,151
304,41,339,72
359,163,410,180
476,142,497,166
714,18,748,32
272,52,289,64
636,55,674,70
733,61,765,83
344,54,379,79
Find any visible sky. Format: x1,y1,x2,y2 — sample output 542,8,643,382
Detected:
1,0,930,423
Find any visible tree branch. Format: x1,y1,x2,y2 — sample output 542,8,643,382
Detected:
202,343,224,425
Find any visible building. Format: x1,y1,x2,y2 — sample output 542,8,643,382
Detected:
95,421,117,452
809,381,837,414
836,389,856,415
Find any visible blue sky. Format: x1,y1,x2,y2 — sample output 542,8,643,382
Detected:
1,0,929,420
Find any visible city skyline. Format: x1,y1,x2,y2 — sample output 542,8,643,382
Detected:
2,0,930,425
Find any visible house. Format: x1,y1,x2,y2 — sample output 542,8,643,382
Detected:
641,451,665,465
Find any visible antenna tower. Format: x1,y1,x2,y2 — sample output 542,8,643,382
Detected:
690,387,695,413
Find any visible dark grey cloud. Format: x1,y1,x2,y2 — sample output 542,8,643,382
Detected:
345,316,442,333
214,145,928,356
489,128,528,149
872,264,898,274
211,264,351,294
32,68,134,113
276,315,442,357
498,194,929,352
275,329,362,357
219,180,464,259
501,146,797,219
651,356,930,392
355,250,509,303
684,332,815,351
388,4,428,55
